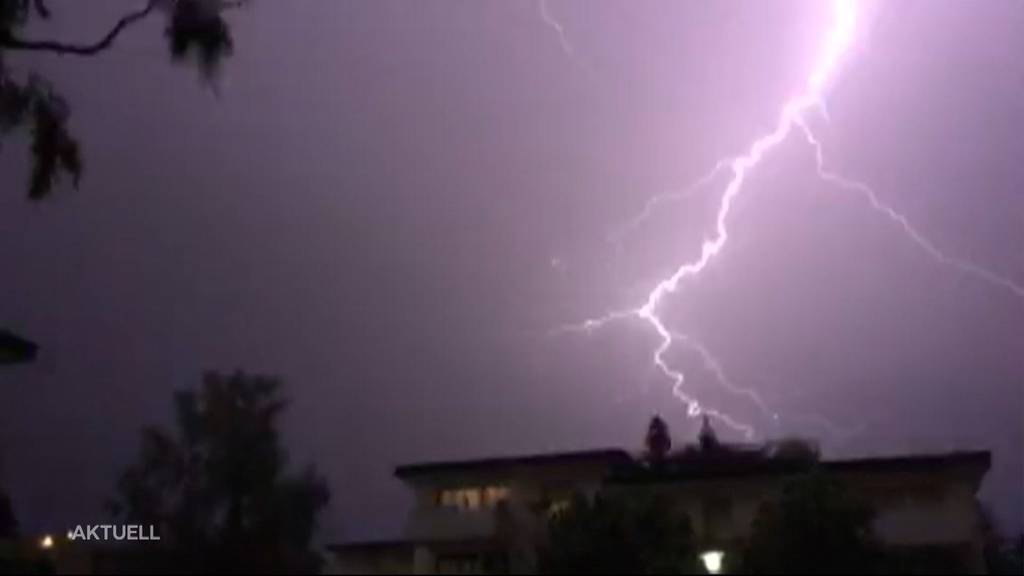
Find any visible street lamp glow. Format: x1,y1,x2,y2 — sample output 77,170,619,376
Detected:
39,534,54,550
700,550,725,574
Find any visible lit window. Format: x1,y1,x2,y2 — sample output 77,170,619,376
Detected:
484,486,510,507
438,488,485,511
547,498,571,518
463,488,481,510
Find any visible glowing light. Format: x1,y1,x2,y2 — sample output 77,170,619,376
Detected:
701,550,725,574
39,534,54,550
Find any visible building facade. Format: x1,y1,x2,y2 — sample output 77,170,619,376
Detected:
328,428,990,574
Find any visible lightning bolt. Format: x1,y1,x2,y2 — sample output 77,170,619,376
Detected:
606,160,730,256
538,0,574,59
672,331,779,423
796,120,1024,299
674,331,867,443
556,0,1023,438
558,1,858,436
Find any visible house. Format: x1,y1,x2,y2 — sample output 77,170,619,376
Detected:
328,419,991,574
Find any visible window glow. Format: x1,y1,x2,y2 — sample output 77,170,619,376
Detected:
438,485,509,511
547,498,571,518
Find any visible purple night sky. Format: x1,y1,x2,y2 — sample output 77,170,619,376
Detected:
2,0,1022,541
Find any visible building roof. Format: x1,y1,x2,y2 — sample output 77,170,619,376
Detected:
394,448,633,479
394,445,990,491
825,451,990,475
609,449,991,489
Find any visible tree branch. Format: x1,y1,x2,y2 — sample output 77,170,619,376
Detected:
0,1,157,56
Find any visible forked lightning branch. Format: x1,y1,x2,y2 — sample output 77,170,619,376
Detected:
550,0,1024,438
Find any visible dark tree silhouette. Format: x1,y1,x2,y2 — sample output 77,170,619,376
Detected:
2,0,248,364
997,535,1024,576
0,329,37,365
1,0,246,200
697,414,719,453
109,371,329,573
0,489,54,574
764,436,821,463
0,490,16,539
980,506,1024,575
741,470,884,574
644,415,671,464
539,492,698,574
